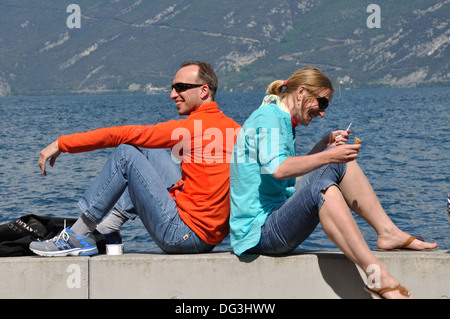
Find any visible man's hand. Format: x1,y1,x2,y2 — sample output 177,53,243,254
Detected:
38,140,61,176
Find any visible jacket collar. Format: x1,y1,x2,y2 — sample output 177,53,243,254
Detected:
190,101,219,114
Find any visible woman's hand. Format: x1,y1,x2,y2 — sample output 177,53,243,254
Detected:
274,142,361,179
326,143,361,163
332,129,350,146
38,140,61,176
309,129,350,155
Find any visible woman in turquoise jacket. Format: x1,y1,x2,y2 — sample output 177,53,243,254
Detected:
229,67,437,299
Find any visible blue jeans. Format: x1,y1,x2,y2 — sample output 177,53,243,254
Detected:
77,144,215,254
246,162,347,255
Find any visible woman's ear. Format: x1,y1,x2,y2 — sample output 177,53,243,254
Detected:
296,85,307,105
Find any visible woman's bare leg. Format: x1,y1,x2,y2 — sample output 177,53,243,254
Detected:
339,160,437,250
319,186,413,298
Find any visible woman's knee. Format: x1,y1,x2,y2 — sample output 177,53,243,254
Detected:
321,184,341,198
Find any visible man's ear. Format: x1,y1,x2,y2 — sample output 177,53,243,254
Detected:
200,84,210,100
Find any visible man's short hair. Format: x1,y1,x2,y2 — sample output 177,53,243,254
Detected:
181,61,218,100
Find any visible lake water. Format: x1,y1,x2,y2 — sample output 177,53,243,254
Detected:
0,87,449,253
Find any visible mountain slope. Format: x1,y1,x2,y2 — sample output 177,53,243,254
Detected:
0,0,448,96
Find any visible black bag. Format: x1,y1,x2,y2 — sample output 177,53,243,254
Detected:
0,214,76,257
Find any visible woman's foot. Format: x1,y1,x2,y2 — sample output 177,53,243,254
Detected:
377,230,437,251
367,263,415,299
365,284,413,299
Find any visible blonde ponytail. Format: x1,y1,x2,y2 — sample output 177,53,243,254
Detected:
266,80,286,95
266,67,334,101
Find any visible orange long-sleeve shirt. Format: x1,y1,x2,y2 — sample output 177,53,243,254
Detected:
58,102,241,245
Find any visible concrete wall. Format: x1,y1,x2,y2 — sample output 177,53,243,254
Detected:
0,250,448,299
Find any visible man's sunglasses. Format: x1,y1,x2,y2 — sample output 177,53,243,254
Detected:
171,83,204,93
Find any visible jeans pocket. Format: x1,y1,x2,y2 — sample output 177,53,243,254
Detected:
165,230,195,253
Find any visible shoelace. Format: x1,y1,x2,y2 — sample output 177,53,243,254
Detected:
42,219,69,243
54,227,70,244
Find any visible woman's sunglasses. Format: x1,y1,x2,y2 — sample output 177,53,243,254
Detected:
307,89,329,110
171,83,204,93
316,96,329,111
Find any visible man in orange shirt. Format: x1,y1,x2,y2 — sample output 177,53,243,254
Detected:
30,61,241,256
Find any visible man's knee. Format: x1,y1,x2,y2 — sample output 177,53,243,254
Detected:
113,144,140,156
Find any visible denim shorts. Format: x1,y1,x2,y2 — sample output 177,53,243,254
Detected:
245,162,347,255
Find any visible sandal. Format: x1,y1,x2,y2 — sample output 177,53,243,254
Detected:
364,284,411,299
378,236,438,251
